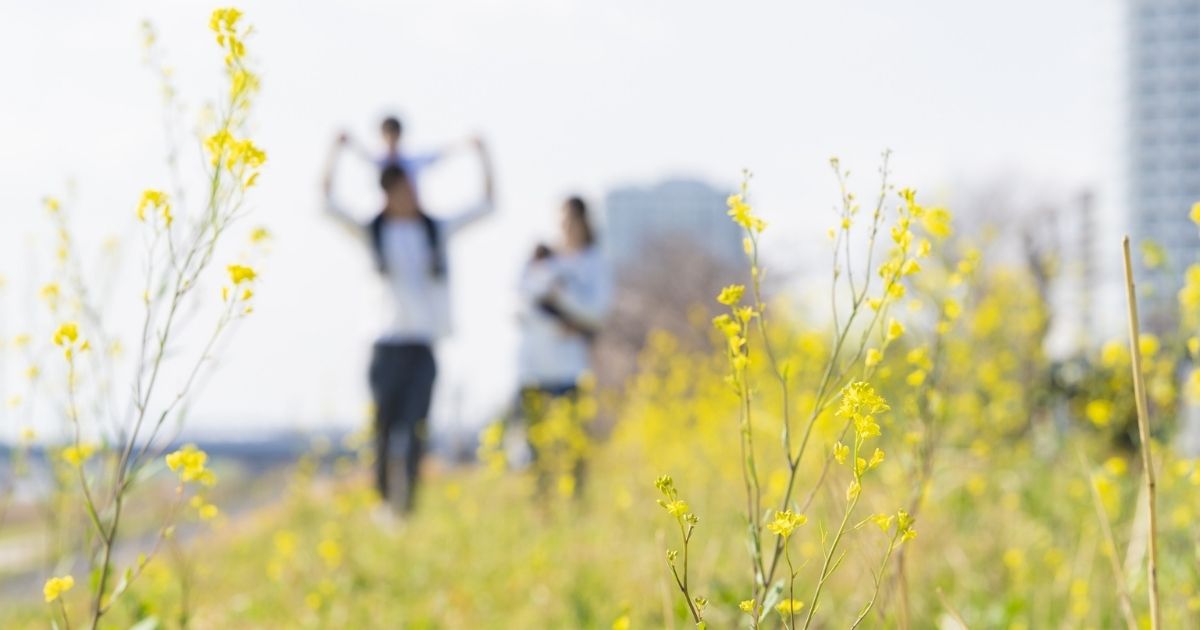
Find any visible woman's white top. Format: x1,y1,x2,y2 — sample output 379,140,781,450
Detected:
324,196,493,344
517,246,613,387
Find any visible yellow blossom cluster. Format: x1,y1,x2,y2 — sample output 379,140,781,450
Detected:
654,474,693,523
873,188,942,308
204,129,267,187
776,599,805,616
712,283,757,386
42,575,74,603
136,189,172,227
165,444,216,486
726,192,766,233
52,321,89,360
868,509,917,543
766,509,807,538
62,443,98,468
837,381,889,440
250,226,271,244
210,8,246,67
190,495,220,521
227,263,257,284
222,263,258,311
836,382,890,501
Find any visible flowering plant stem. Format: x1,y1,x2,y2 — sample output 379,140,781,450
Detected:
45,11,265,628
1075,447,1139,630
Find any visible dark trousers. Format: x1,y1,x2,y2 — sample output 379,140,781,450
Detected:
369,342,436,512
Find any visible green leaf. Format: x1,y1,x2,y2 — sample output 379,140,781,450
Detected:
108,566,134,603
759,580,784,624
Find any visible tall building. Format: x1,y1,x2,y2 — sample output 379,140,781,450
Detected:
1127,0,1200,323
602,178,744,269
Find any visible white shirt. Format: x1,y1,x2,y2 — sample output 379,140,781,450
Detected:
324,198,493,344
517,246,613,387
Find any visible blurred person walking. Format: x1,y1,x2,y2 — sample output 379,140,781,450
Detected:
323,134,495,514
515,196,612,494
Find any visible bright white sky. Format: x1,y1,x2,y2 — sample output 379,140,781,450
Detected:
0,0,1123,440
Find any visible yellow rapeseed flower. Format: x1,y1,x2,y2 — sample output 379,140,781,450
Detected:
867,447,885,469
165,444,215,485
40,283,60,304
833,441,849,464
230,68,260,99
250,226,271,243
136,189,171,226
62,443,97,467
897,510,917,542
52,322,78,347
712,314,741,340
943,297,962,321
922,206,953,239
766,509,807,538
716,284,745,306
1141,240,1166,269
726,194,766,232
865,348,883,368
317,539,342,569
1085,400,1113,428
227,264,257,284
1102,456,1127,477
43,574,74,603
775,599,805,615
209,7,243,34
838,382,888,414
661,499,689,518
274,530,298,557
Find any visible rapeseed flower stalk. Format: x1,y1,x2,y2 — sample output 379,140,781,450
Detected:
19,9,268,629
655,156,949,628
653,474,706,625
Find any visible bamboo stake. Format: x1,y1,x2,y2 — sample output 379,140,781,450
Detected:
1121,236,1161,630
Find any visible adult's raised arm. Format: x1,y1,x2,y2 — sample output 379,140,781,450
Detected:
321,135,369,244
340,130,376,166
442,136,496,236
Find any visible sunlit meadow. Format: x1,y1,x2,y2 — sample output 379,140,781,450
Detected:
3,7,1200,630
